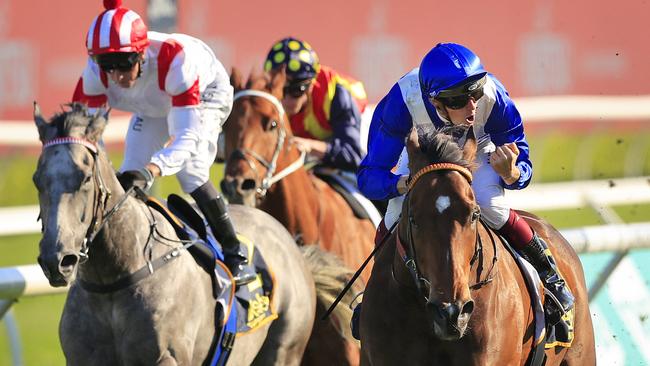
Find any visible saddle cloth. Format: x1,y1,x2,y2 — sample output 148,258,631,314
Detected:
146,195,277,365
500,238,575,365
314,167,382,228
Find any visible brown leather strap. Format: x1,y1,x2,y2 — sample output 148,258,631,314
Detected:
408,163,473,191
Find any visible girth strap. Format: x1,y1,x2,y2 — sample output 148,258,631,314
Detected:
78,242,194,293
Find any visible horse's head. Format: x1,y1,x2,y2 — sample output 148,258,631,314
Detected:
400,124,479,340
221,67,304,206
33,103,111,286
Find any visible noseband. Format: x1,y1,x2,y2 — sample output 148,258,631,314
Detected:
396,163,498,302
230,90,306,197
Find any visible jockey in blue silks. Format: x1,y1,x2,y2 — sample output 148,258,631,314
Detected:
357,42,574,316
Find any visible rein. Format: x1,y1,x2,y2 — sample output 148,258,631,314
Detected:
231,90,306,197
397,162,498,303
42,137,195,293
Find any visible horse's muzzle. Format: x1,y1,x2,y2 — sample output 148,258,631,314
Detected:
428,299,474,340
220,177,257,206
37,251,79,287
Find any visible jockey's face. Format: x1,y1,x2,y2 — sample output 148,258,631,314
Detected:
107,62,140,88
431,97,479,127
96,52,142,89
281,81,313,116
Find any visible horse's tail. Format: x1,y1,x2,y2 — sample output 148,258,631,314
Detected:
300,245,362,342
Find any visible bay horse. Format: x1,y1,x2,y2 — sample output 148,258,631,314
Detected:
32,103,341,365
359,126,595,365
221,69,376,365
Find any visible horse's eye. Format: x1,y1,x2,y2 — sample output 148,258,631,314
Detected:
83,174,92,185
471,207,481,222
262,116,278,131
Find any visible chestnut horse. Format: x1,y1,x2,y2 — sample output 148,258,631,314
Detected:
221,69,376,365
359,126,595,365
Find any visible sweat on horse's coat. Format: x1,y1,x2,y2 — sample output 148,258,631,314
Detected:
32,102,351,366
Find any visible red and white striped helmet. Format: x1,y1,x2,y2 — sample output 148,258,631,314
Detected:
86,0,149,56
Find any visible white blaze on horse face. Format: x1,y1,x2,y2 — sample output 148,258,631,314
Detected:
436,196,451,214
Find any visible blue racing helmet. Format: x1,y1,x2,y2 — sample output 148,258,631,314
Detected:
419,43,487,98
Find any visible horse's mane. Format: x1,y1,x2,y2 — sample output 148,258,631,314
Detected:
49,103,94,137
415,124,474,170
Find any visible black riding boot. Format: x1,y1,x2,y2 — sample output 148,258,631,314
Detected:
519,234,575,318
351,303,362,340
191,183,257,286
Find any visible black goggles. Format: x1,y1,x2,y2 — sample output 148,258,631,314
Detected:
434,88,484,110
94,52,140,73
283,82,311,98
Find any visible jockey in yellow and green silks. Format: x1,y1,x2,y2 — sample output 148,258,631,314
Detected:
264,37,367,173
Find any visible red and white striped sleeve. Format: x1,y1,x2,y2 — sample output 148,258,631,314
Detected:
150,37,204,176
157,39,200,107
72,59,109,108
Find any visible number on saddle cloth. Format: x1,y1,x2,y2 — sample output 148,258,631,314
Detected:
146,194,278,352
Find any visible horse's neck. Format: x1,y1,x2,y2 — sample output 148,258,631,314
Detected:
260,166,321,244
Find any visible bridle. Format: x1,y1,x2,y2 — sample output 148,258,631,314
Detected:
230,90,306,197
395,162,499,303
40,137,194,293
42,137,123,262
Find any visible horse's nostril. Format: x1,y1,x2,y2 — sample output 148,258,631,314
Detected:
220,179,238,199
461,300,474,315
59,254,79,275
241,179,256,191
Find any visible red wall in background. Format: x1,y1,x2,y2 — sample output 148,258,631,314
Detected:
0,0,147,119
2,0,649,119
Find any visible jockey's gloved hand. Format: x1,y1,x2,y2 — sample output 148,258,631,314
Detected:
117,168,154,192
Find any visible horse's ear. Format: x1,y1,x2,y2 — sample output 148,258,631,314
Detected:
406,127,420,154
33,102,55,142
462,125,477,164
231,67,244,92
269,66,286,98
405,127,424,172
86,111,108,143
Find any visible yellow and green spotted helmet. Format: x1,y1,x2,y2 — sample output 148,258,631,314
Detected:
264,37,320,82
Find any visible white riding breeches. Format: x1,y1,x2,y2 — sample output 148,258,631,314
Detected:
383,145,510,231
120,81,232,193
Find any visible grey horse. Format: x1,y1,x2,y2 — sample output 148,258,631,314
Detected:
32,103,331,365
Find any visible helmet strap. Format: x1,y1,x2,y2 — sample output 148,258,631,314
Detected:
136,53,145,79
430,98,450,120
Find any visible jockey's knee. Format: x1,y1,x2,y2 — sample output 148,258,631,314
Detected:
477,204,509,230
374,220,389,246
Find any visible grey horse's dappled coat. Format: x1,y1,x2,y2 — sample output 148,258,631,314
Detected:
33,103,322,365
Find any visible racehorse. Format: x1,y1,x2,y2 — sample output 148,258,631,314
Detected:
32,103,342,365
359,125,596,365
221,69,376,365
